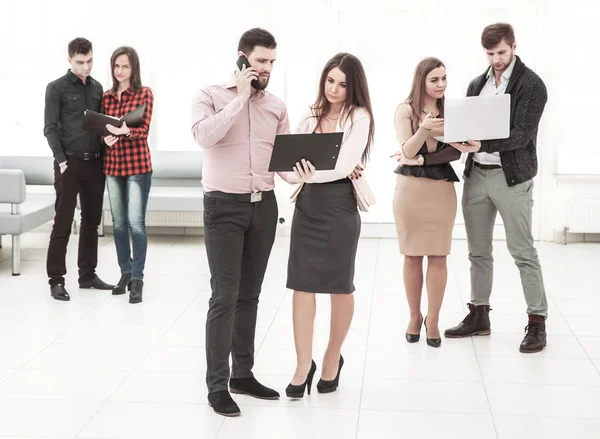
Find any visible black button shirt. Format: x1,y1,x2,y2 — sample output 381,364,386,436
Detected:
43,70,103,163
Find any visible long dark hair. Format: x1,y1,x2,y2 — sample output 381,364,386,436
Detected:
312,53,375,163
404,57,446,132
110,46,142,93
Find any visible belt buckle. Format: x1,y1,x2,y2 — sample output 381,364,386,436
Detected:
250,192,263,203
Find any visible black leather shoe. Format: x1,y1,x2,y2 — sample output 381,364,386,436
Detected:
286,360,317,398
445,303,492,338
424,316,442,348
207,390,240,417
519,316,547,353
78,274,114,290
50,284,70,301
406,314,424,343
229,377,280,400
317,355,344,394
129,279,143,304
112,273,131,295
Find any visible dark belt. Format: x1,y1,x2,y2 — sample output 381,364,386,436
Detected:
204,190,275,203
67,151,103,161
473,161,502,170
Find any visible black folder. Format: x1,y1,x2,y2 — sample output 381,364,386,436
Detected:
268,132,343,172
83,103,147,136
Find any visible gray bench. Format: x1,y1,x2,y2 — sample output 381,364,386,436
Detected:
0,156,55,275
0,151,204,274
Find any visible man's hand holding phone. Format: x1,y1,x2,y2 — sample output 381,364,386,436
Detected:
236,58,259,101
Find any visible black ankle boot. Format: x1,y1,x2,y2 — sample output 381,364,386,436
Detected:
317,355,344,394
519,315,547,353
444,303,491,338
286,360,317,398
129,279,143,304
112,273,131,295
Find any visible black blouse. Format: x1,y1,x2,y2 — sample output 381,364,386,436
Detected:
394,140,461,182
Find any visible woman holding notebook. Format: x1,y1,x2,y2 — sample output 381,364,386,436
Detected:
280,53,375,398
392,57,461,348
101,46,154,304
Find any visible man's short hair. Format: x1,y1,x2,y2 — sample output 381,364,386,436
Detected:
68,38,93,58
481,23,515,49
238,28,277,55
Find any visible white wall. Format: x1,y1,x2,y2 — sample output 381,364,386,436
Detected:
1,0,598,240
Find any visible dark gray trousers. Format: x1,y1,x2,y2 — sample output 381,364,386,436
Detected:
203,193,278,393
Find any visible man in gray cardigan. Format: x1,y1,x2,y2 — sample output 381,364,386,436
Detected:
445,23,548,353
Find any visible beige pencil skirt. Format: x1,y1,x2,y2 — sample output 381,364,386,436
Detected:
393,174,457,256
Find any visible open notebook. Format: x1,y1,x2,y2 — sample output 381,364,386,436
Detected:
83,103,146,137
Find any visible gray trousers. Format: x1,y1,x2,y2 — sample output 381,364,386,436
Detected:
462,167,548,317
203,194,278,393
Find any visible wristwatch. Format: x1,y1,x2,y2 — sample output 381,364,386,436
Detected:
416,155,424,166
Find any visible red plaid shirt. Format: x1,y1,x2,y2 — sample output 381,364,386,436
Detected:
101,86,153,176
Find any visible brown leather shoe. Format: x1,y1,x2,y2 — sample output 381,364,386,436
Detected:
444,303,491,338
519,315,547,353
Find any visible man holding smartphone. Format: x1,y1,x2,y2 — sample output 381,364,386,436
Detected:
191,28,289,417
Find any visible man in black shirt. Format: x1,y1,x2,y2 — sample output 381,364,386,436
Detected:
44,37,114,301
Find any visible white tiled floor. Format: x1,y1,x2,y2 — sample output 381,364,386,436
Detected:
0,232,599,438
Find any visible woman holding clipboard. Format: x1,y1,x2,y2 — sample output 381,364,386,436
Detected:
101,46,154,304
281,53,375,398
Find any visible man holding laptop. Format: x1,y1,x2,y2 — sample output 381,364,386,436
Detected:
445,23,549,353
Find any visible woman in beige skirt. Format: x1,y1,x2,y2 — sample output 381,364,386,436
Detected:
391,57,461,347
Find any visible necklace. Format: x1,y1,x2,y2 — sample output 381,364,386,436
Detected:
325,114,339,121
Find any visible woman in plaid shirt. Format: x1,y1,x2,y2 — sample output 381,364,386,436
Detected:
102,46,154,304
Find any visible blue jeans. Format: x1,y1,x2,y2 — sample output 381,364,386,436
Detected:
106,172,152,280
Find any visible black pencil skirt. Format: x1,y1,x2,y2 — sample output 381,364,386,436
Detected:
286,179,361,294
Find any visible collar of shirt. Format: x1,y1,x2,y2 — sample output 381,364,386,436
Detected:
66,69,94,86
224,73,266,98
486,55,517,83
107,87,135,99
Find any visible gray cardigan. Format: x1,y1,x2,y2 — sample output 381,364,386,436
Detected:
464,56,547,186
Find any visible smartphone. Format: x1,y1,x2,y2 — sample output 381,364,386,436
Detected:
236,55,259,88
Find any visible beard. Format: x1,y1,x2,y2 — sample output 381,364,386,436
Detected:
493,52,514,74
253,75,270,90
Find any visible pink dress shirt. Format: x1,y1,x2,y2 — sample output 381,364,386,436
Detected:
191,75,290,194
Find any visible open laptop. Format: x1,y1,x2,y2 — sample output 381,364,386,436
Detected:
436,94,510,143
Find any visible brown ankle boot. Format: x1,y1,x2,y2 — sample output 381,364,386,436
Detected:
444,303,491,338
519,314,547,353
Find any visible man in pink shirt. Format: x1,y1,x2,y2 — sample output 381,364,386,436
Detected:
191,28,289,417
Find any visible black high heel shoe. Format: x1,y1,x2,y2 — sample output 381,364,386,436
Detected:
286,360,317,398
424,316,442,348
317,355,344,394
405,314,424,343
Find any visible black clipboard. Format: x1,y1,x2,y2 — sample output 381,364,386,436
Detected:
83,103,146,136
268,132,343,172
